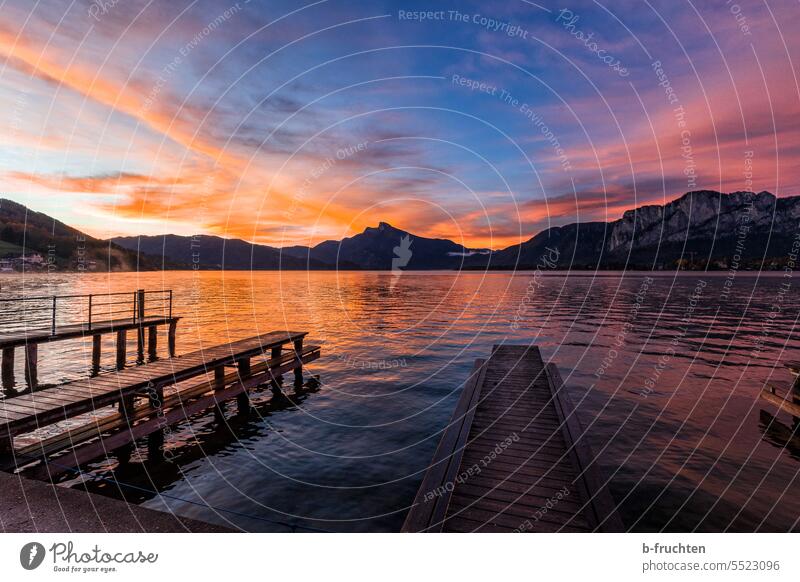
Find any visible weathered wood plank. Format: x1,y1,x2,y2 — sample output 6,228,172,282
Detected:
401,359,487,533
0,316,180,349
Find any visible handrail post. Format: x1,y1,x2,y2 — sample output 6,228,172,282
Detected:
137,289,145,321
135,289,146,363
169,289,173,319
88,294,93,330
51,296,57,336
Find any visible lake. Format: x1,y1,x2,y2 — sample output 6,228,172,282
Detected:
2,270,799,532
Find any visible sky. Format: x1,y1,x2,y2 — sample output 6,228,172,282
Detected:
1,0,799,249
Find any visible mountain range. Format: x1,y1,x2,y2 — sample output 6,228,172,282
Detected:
0,198,164,271
111,221,489,270
474,190,800,270
1,190,798,271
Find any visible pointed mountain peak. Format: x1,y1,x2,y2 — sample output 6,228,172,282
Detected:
363,221,404,235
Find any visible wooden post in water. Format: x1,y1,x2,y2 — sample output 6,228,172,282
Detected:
271,345,283,388
91,335,102,375
168,320,177,357
147,383,165,461
293,337,304,386
116,393,136,464
213,366,226,423
136,289,145,362
2,347,14,392
116,330,127,370
24,343,37,389
236,357,251,414
147,325,158,360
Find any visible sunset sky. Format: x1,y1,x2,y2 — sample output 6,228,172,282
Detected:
1,0,798,249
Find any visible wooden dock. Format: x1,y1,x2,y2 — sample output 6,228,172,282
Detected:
0,289,179,390
403,344,623,533
0,330,320,475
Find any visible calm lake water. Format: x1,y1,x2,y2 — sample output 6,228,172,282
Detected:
2,270,799,532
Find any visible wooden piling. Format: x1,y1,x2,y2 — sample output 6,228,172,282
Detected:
293,338,304,385
168,320,177,357
136,289,146,321
116,330,127,370
147,384,165,461
2,347,15,391
116,393,136,464
213,366,226,423
271,345,283,383
147,325,158,360
236,358,251,414
91,335,102,374
24,343,38,389
136,328,145,363
135,289,146,363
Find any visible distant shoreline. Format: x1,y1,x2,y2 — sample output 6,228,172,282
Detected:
0,268,788,276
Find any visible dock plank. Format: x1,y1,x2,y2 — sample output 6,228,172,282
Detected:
0,316,180,349
0,331,308,437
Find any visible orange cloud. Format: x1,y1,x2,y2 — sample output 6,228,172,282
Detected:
0,25,242,169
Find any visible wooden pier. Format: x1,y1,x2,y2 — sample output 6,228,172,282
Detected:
0,330,320,475
403,344,623,533
0,289,178,390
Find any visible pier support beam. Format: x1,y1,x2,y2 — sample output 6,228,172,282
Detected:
2,347,15,392
116,330,127,370
147,384,165,462
136,328,145,364
147,325,158,361
271,345,283,385
236,358,251,414
213,366,226,423
168,320,177,357
116,393,136,465
293,338,304,386
136,289,146,364
24,343,38,389
91,335,102,375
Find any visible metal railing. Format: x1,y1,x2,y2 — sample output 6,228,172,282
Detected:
0,289,173,336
